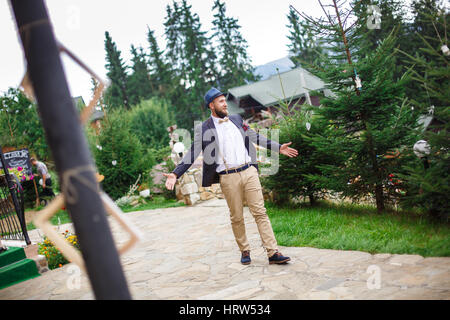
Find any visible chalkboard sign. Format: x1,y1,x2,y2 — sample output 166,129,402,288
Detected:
0,148,33,176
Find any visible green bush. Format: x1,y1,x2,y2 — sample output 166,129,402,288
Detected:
127,98,175,150
261,107,338,205
90,110,148,200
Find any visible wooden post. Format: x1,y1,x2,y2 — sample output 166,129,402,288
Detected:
33,179,39,207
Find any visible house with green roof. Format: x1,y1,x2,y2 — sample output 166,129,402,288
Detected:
226,61,330,120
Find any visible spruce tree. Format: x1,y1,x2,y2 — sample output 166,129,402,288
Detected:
104,31,131,110
261,106,338,205
397,9,449,220
286,6,325,68
128,45,153,105
296,0,420,212
163,0,218,131
179,0,217,112
401,0,448,107
147,27,172,98
212,0,258,90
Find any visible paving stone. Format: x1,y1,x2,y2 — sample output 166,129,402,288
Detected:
1,198,449,300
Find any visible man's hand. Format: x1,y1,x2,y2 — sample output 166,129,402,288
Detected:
280,142,298,158
163,173,177,190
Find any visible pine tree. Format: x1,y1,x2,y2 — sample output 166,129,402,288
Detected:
286,6,325,68
179,0,217,110
352,0,406,52
163,0,218,131
163,1,184,75
147,27,172,97
296,0,420,212
104,31,131,110
397,9,449,220
128,44,153,105
401,0,448,107
211,0,258,90
261,106,338,205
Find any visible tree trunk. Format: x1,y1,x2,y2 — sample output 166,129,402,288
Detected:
309,194,316,206
374,183,385,213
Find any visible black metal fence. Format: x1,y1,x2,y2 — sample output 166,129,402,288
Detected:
0,174,28,242
0,146,30,245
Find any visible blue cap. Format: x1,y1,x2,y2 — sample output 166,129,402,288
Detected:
204,87,225,106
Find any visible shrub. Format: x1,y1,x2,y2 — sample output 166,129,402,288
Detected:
261,106,338,205
127,98,175,150
90,110,148,200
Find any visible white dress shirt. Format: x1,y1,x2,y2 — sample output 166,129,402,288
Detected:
211,115,251,173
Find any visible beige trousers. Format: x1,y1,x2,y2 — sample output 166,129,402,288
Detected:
219,165,278,257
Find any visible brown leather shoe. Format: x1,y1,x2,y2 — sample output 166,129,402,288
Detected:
268,252,290,264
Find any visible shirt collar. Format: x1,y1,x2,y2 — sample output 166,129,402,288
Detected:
211,114,227,125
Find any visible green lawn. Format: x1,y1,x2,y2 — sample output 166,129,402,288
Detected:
267,201,450,257
119,196,185,213
26,196,184,230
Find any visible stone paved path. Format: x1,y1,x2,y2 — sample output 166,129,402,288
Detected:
1,198,449,300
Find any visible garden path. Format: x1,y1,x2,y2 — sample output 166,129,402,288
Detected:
1,198,449,300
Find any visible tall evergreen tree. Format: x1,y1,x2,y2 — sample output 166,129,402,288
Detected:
352,0,406,53
297,0,420,212
286,6,325,68
104,31,131,110
128,44,153,105
147,27,172,97
163,0,218,131
397,9,449,220
401,0,448,106
211,0,258,90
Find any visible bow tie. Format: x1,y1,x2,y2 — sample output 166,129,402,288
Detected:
218,117,229,124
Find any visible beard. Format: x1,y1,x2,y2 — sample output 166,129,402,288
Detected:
214,105,228,118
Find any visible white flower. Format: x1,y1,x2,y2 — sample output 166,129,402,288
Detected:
112,160,117,166
96,145,102,150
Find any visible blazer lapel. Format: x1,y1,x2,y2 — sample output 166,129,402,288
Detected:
229,115,246,141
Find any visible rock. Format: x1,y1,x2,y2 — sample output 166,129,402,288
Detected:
185,193,200,205
181,183,198,195
139,189,150,198
175,184,183,200
200,192,215,201
182,174,193,184
210,184,221,194
194,170,202,186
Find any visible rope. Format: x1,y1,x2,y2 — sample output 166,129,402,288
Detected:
60,165,99,204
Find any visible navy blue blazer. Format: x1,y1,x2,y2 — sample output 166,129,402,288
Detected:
172,114,281,187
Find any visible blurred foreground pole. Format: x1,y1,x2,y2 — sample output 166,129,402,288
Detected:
10,0,131,299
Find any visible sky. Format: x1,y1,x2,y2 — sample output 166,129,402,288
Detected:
0,0,330,103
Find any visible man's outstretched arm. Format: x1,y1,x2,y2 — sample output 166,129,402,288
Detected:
243,116,298,158
164,124,202,190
